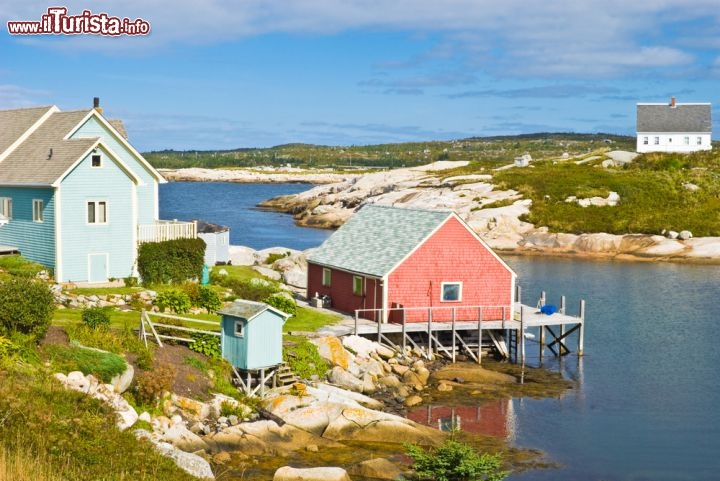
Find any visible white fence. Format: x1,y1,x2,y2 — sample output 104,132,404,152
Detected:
138,220,197,243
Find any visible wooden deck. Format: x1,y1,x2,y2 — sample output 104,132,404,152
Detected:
317,292,585,365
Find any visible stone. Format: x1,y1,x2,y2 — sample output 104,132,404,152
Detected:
162,423,210,452
437,381,453,392
138,411,152,423
252,265,282,280
666,230,679,239
228,245,257,266
404,395,423,407
273,466,351,481
306,444,319,452
402,370,424,388
312,336,353,369
172,395,211,421
135,431,215,480
430,365,516,384
392,364,409,376
65,371,90,392
282,266,307,288
679,230,693,240
212,451,232,464
328,366,364,393
348,458,403,481
379,375,401,388
415,366,430,385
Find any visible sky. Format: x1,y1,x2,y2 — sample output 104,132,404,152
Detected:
2,1,720,151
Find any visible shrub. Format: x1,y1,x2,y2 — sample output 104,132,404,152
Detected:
197,286,222,313
137,238,206,285
265,251,291,265
0,277,55,341
135,363,176,405
283,337,329,380
188,332,221,359
155,290,191,314
405,439,509,481
264,293,297,317
220,278,279,301
81,307,111,330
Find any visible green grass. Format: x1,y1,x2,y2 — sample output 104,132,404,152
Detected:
42,344,128,383
284,306,342,333
211,264,265,282
0,366,199,481
53,309,141,330
283,335,330,380
492,157,720,236
0,255,46,279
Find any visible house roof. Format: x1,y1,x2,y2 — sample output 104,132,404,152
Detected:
0,105,54,154
218,299,291,321
307,204,453,278
637,103,712,133
0,110,96,185
0,105,164,186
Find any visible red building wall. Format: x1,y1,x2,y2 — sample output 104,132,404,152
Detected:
307,262,383,320
387,216,513,322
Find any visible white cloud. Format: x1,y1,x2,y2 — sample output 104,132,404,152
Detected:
0,84,52,108
2,0,717,76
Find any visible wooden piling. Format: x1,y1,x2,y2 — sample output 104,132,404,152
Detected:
578,299,585,356
477,307,483,365
451,308,457,363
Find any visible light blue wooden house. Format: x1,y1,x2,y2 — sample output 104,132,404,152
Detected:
218,299,290,371
0,100,196,283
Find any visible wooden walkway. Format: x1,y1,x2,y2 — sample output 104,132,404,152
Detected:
323,289,585,365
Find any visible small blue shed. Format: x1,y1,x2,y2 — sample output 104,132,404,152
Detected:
218,299,290,371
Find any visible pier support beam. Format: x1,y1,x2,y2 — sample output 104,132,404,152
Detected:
578,299,585,356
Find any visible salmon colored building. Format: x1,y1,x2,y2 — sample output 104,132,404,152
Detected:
307,205,516,322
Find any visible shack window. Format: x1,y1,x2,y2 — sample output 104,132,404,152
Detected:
353,276,363,296
322,268,331,286
234,320,244,338
91,154,102,167
441,282,462,302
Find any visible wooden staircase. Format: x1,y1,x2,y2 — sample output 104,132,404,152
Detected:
274,363,298,387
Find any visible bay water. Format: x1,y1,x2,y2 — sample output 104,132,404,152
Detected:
160,181,720,481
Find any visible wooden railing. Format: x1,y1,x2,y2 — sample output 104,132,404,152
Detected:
138,220,196,243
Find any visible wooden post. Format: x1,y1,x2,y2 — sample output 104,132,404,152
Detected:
451,308,456,363
246,371,252,396
516,285,522,305
560,295,566,314
578,299,585,356
540,290,546,307
401,309,407,353
560,296,566,349
354,311,359,335
260,368,266,396
477,307,483,365
377,310,382,343
427,309,433,358
520,305,526,366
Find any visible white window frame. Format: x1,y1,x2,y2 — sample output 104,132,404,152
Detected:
0,197,12,219
654,136,660,145
322,268,332,287
87,200,108,225
91,153,102,168
697,136,703,145
441,282,463,302
642,136,648,145
32,199,44,223
684,136,690,145
234,320,244,338
352,275,363,296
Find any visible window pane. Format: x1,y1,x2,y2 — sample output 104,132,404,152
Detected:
442,283,461,301
322,268,331,286
98,202,107,223
87,202,95,223
353,276,363,295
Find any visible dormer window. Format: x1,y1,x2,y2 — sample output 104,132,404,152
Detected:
91,154,102,167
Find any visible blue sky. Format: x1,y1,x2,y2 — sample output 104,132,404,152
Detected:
2,1,720,151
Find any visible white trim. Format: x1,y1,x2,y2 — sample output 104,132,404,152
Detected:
87,252,109,283
131,182,138,277
0,197,12,219
352,275,364,296
307,261,383,281
0,106,59,163
86,199,109,225
32,198,44,223
382,276,389,323
440,281,463,302
64,109,167,183
54,186,63,282
90,152,103,168
52,142,142,187
234,319,245,338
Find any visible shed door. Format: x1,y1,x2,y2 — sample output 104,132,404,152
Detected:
88,253,109,283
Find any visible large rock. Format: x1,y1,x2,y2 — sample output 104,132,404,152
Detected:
430,364,516,384
135,430,215,479
162,423,210,452
253,265,282,281
273,466,351,481
281,265,307,288
228,245,257,266
328,366,364,393
348,458,403,480
110,363,134,394
312,337,353,369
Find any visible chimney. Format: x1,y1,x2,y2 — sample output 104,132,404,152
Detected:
93,97,103,114
670,96,677,108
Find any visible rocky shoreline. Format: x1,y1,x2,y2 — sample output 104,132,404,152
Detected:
160,162,720,263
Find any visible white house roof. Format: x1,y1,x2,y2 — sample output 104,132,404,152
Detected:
637,103,711,133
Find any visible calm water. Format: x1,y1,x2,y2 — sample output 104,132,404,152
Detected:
161,181,720,480
159,181,331,250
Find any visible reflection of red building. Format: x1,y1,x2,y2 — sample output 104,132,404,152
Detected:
407,399,515,440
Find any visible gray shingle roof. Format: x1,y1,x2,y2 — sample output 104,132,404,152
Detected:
0,106,54,155
637,103,712,133
307,204,452,277
218,299,290,320
0,110,96,185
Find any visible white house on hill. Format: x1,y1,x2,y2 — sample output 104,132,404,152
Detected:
636,97,712,153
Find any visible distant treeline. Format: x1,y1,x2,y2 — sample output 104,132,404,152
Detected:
143,133,637,169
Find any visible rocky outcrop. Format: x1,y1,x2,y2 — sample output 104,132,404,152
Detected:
273,466,352,481
160,167,353,184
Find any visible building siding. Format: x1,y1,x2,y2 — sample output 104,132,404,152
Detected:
221,311,284,370
58,146,135,282
308,263,383,320
636,132,712,153
387,217,513,322
71,116,158,224
0,186,56,268
198,231,230,265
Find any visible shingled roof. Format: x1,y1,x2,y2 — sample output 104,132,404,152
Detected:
0,105,54,155
307,204,453,278
637,103,712,133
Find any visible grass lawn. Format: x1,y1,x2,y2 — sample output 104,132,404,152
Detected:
284,306,342,333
